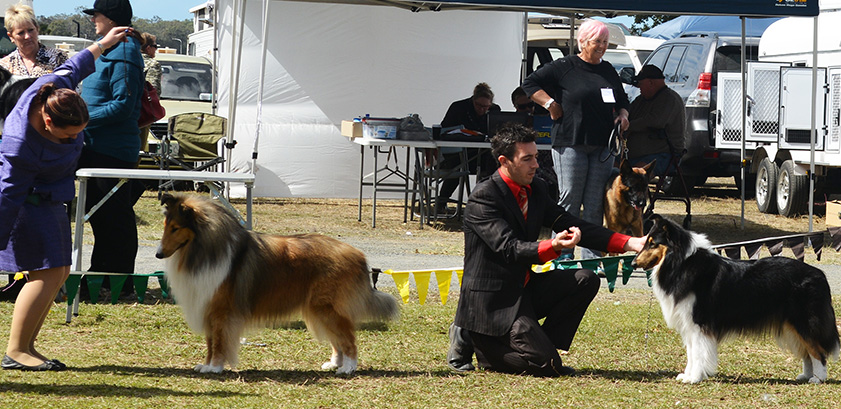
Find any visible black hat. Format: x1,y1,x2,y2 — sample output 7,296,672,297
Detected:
83,0,133,27
633,65,665,83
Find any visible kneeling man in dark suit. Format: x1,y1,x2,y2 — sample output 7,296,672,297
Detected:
448,123,645,376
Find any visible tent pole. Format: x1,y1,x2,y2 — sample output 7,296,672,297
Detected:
211,1,218,115
226,0,241,173
225,0,247,196
520,12,527,82
739,17,746,230
568,13,574,56
808,16,818,232
253,0,271,173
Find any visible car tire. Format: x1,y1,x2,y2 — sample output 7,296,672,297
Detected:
755,158,777,214
776,160,809,217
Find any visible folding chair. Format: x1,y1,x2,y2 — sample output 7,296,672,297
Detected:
643,138,692,229
411,147,471,225
156,112,230,192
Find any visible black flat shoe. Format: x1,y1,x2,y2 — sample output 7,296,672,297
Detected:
48,359,67,370
1,354,63,371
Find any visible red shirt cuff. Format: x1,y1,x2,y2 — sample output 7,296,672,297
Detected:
537,240,560,263
607,233,631,253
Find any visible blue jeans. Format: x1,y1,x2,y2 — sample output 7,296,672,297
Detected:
552,145,614,259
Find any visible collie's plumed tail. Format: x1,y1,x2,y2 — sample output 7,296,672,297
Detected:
365,287,400,322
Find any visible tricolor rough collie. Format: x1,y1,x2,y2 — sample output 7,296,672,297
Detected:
632,214,839,384
156,193,399,375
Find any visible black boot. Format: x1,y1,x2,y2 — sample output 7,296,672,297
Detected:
447,323,475,372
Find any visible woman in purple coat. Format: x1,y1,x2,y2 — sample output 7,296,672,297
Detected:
0,26,132,372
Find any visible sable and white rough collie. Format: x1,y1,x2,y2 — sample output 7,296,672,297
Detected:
632,214,840,384
156,193,399,375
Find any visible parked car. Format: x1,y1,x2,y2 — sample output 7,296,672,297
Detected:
140,52,214,176
526,17,662,95
38,35,94,56
622,33,761,189
149,52,214,139
526,16,627,75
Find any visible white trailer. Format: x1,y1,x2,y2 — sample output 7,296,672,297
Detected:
716,2,841,217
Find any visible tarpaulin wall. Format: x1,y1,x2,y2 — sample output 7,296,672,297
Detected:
216,1,523,197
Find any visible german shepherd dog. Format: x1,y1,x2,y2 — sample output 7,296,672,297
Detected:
156,194,399,374
604,159,655,237
633,214,840,384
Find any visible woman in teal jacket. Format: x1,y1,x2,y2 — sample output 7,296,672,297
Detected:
78,0,144,281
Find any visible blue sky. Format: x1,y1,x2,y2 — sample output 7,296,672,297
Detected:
33,0,200,21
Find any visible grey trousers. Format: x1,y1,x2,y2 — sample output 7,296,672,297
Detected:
552,145,614,259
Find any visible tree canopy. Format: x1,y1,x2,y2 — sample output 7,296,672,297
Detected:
629,14,677,35
37,9,192,53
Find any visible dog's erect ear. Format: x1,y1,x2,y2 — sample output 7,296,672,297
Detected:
160,193,177,209
178,199,211,225
643,159,657,178
620,159,632,174
644,213,661,235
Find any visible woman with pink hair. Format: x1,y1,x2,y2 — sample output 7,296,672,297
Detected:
521,19,629,261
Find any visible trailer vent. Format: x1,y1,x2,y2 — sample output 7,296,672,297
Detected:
785,129,813,144
722,129,742,141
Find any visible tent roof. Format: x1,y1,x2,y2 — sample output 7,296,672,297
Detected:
642,15,782,40
283,0,819,17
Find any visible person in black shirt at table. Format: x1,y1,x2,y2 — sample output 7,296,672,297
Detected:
435,82,500,215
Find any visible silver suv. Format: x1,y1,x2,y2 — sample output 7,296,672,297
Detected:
624,34,760,190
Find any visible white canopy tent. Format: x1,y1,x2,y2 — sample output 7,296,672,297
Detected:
214,1,524,198
213,0,819,202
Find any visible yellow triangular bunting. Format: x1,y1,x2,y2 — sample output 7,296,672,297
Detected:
414,272,431,305
386,270,412,304
435,271,453,305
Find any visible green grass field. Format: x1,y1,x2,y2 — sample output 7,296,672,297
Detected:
2,185,841,408
0,286,839,408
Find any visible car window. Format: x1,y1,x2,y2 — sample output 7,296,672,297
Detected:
645,46,670,71
526,47,564,75
675,44,705,85
713,45,756,73
662,45,687,83
602,50,633,74
636,50,652,63
160,60,213,101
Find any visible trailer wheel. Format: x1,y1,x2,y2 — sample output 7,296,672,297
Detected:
755,158,777,214
776,160,809,217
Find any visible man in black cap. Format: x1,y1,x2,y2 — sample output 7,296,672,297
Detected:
83,0,133,27
625,64,685,177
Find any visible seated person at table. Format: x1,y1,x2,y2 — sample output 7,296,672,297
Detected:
512,86,557,204
447,123,645,375
435,82,500,214
626,65,685,177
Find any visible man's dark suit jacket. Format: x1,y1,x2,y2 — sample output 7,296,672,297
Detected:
453,171,616,337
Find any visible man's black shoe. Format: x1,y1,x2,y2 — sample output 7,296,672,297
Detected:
558,365,576,376
447,323,475,372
